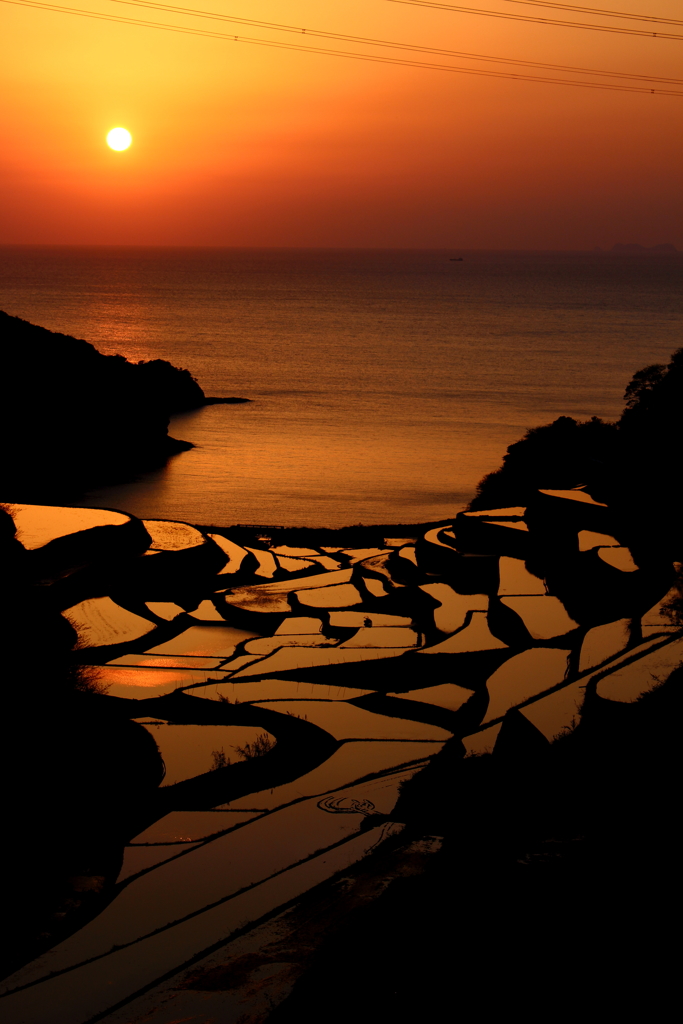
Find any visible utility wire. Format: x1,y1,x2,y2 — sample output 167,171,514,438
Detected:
3,0,682,94
383,0,683,38
438,0,683,27
15,0,681,85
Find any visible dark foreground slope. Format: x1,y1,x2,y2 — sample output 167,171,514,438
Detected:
1,311,209,497
264,353,683,1023
267,672,681,1022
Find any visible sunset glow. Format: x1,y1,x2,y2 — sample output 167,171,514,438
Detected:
1,0,681,247
1,0,681,1009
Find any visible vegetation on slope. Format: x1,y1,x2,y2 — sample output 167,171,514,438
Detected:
469,347,683,556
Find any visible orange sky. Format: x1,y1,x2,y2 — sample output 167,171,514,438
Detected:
1,0,681,247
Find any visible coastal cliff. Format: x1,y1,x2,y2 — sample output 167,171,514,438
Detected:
1,311,217,497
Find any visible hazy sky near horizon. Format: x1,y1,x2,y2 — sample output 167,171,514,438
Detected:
1,0,681,248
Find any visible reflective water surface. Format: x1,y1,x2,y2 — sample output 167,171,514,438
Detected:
2,247,680,526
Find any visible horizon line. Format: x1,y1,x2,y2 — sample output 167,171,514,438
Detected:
0,243,679,252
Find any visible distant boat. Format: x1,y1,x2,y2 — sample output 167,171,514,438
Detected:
449,257,463,261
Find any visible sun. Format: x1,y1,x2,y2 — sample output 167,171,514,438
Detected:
106,127,132,151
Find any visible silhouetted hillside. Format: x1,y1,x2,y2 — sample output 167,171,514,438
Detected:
1,311,208,497
469,347,683,557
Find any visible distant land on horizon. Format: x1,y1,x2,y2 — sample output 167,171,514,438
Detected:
599,243,678,253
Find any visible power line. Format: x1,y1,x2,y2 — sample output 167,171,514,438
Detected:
443,0,683,27
16,0,682,85
3,0,682,94
383,0,683,38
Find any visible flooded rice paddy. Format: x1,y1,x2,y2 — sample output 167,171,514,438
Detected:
2,494,682,1023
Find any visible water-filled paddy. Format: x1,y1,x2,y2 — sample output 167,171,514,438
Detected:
2,494,681,1023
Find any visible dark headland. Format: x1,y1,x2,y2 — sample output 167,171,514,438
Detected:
0,311,250,499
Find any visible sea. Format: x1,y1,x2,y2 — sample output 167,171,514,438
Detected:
1,246,680,528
